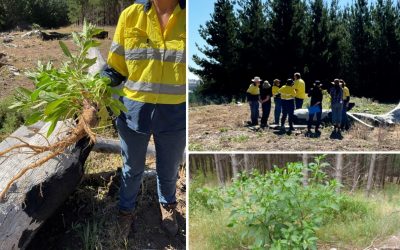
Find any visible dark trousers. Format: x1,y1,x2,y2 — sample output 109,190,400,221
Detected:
281,99,295,128
308,110,322,131
274,98,282,124
295,98,304,109
261,102,271,126
249,101,259,125
341,101,349,129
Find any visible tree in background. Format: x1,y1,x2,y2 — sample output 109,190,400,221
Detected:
0,0,131,31
192,0,400,102
236,0,267,92
191,0,239,101
306,0,329,82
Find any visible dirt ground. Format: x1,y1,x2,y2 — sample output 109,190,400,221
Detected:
189,103,400,151
0,26,115,99
27,152,186,250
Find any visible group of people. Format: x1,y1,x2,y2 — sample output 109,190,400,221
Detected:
246,73,350,134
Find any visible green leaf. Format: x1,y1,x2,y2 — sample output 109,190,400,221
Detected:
8,101,25,110
44,98,66,115
25,112,42,125
59,41,73,58
16,87,33,98
72,32,81,46
47,119,58,137
109,87,126,97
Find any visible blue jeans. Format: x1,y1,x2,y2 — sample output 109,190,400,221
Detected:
295,98,304,109
331,103,343,125
281,99,295,128
274,98,282,124
308,109,322,130
249,101,259,125
116,117,186,213
261,102,271,126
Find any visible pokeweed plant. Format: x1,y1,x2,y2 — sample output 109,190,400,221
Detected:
0,21,126,200
224,156,342,250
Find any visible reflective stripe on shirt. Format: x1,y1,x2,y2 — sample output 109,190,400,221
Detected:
125,80,186,95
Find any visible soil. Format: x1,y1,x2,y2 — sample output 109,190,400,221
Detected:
0,26,115,99
189,103,400,151
27,154,186,250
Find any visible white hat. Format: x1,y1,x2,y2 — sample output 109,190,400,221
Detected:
252,76,262,82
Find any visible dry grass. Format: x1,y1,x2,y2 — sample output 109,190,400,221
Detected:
29,147,186,249
189,103,400,151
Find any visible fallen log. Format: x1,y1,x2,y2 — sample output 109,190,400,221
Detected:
93,137,156,158
349,102,400,126
292,102,399,128
40,32,71,41
0,122,92,249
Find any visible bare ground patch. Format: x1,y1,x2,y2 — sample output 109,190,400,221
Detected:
189,103,400,151
0,26,115,99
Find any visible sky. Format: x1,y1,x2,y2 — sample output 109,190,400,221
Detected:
188,0,366,79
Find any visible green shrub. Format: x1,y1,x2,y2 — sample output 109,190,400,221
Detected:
0,96,28,139
223,156,341,249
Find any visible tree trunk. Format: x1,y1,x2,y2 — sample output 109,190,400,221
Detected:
230,154,239,178
366,154,377,197
336,154,343,193
214,154,224,185
267,154,272,171
351,154,360,192
244,154,250,172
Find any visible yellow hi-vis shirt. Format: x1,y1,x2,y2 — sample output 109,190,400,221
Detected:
107,1,186,104
343,86,350,100
279,85,296,100
247,84,260,95
272,86,280,97
293,79,306,99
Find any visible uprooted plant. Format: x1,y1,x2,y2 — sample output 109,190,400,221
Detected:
0,21,126,201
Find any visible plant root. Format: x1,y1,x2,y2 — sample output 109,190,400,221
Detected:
0,106,98,201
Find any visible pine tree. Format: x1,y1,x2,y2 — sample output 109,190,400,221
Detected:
190,0,239,100
267,0,307,80
236,0,267,89
371,0,399,100
349,0,374,97
306,0,329,82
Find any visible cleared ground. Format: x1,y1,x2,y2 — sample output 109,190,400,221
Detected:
189,99,400,151
0,25,115,99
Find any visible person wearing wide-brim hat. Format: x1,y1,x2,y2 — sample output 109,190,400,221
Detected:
246,76,262,126
278,78,296,131
272,79,282,124
329,78,344,133
260,80,272,128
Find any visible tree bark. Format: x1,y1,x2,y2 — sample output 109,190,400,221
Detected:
335,154,343,193
366,154,377,197
351,154,360,192
230,154,239,178
244,154,250,172
214,154,224,185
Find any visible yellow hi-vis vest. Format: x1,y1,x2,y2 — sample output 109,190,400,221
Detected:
107,1,186,105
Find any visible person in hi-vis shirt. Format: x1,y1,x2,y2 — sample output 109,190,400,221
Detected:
101,0,186,238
